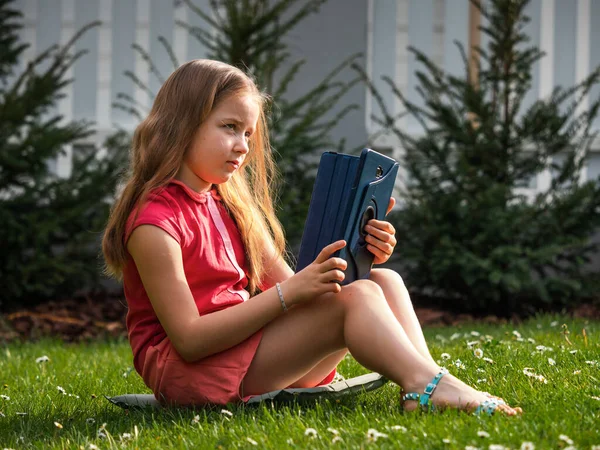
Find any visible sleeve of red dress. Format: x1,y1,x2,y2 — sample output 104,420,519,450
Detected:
124,194,183,245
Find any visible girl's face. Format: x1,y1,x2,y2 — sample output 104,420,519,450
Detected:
177,93,260,192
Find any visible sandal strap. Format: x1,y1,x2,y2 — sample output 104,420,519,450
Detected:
419,368,448,409
401,368,449,410
474,398,502,416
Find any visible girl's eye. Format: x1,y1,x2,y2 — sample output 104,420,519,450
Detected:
225,123,236,130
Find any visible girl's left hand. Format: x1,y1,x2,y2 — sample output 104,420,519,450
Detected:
364,198,397,265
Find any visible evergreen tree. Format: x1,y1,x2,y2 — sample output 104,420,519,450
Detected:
358,0,600,314
114,0,362,248
0,0,127,310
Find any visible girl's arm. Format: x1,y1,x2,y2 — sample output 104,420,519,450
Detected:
128,225,345,362
258,240,294,290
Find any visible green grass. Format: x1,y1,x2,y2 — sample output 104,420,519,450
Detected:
0,314,599,449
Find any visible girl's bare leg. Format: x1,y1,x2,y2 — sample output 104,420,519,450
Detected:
290,268,431,388
369,268,435,364
242,280,519,414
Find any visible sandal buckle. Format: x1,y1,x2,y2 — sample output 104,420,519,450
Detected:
423,383,436,396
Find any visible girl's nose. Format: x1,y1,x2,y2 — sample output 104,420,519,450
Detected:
235,135,250,154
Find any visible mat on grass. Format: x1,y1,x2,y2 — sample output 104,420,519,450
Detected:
106,372,388,409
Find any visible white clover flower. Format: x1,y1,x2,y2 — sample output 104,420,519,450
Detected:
389,425,407,432
520,442,535,450
191,415,200,425
548,358,556,366
483,357,494,364
327,428,339,435
367,428,388,442
220,409,233,417
120,433,132,441
474,348,484,358
304,428,318,438
54,422,63,429
246,437,258,446
477,430,490,438
332,435,342,444
441,353,451,360
558,434,573,445
0,395,9,401
57,386,66,395
35,355,50,363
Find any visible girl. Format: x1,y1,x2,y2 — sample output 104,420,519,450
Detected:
102,59,520,415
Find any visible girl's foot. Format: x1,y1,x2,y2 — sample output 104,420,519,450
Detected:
401,371,522,415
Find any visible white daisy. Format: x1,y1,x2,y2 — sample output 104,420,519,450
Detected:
246,437,258,446
304,428,318,438
520,442,535,450
558,434,573,445
441,353,451,360
477,430,490,438
220,409,233,417
548,358,556,366
474,348,484,358
35,355,49,363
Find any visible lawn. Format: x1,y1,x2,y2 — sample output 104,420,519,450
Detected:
0,314,598,449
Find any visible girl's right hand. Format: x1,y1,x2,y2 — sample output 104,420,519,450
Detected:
282,240,348,307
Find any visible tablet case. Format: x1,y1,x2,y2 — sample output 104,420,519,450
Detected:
296,149,399,284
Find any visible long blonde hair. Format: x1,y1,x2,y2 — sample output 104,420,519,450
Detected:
102,59,285,294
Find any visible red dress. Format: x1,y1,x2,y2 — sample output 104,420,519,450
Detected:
123,180,334,405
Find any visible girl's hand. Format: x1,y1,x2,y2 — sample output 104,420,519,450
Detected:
365,198,397,265
283,240,347,306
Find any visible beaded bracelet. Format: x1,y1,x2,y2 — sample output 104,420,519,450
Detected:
275,282,288,312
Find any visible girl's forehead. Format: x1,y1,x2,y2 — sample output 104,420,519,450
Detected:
214,94,260,119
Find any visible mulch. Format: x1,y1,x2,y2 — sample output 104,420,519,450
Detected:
1,293,599,343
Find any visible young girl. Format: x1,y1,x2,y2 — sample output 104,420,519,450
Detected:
102,59,520,415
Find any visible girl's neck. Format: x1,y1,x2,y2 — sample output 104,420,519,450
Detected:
174,164,212,193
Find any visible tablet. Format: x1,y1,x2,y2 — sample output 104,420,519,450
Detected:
296,149,399,284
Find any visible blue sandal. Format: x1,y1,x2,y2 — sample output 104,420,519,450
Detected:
401,368,505,415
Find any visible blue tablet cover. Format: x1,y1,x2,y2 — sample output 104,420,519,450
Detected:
296,149,399,284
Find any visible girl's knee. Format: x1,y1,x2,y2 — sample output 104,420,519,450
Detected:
341,279,385,300
371,268,405,288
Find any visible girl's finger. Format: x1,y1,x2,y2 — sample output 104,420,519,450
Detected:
367,244,388,263
314,240,346,264
365,235,394,255
322,257,347,272
364,225,393,243
386,197,396,215
326,270,345,283
367,219,396,235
